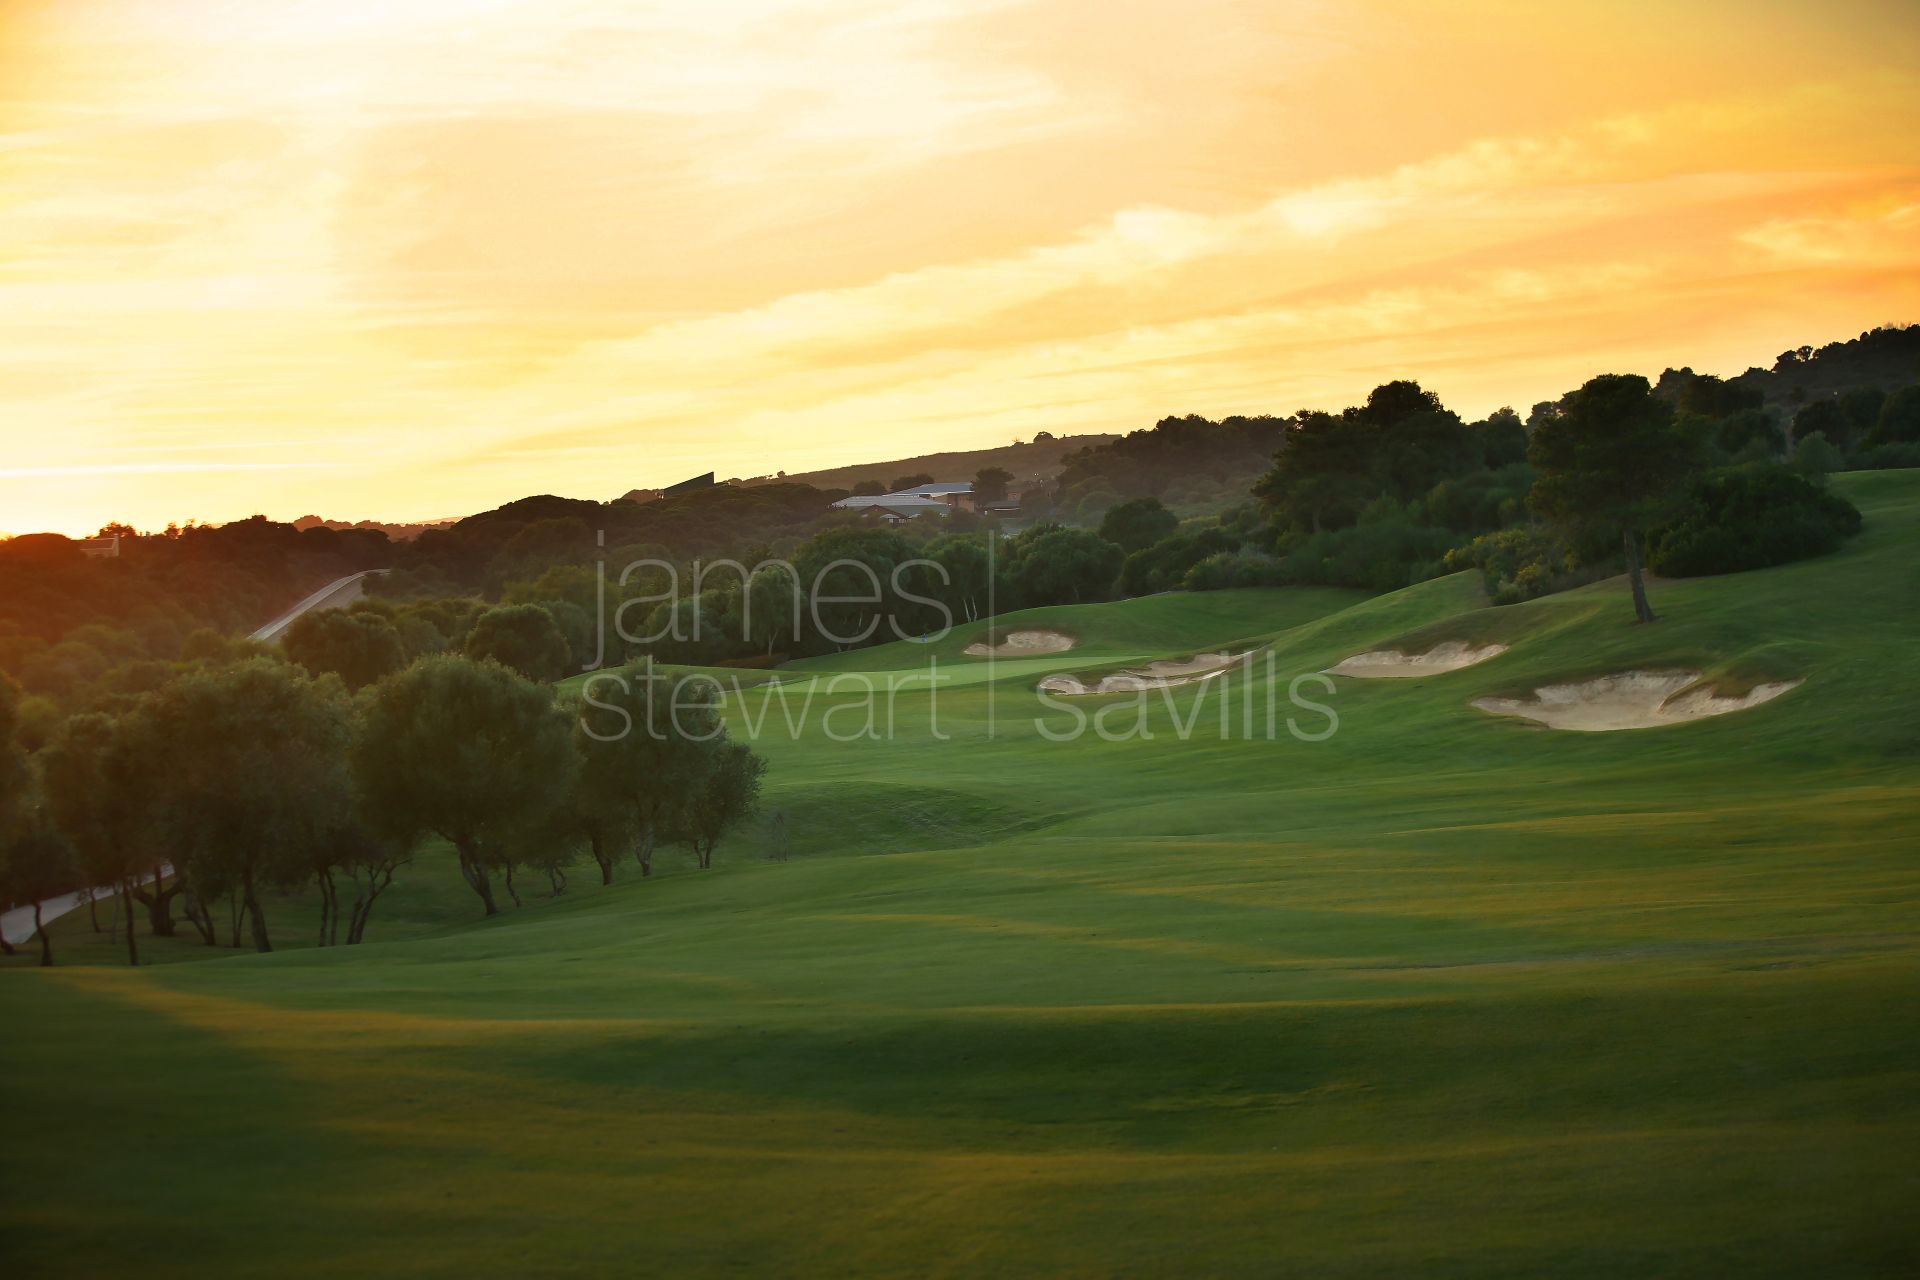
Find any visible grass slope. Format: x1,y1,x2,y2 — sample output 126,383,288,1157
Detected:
4,472,1919,1277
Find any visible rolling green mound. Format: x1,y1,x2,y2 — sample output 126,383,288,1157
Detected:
4,472,1918,1277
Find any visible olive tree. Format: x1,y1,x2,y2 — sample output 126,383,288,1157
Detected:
141,660,355,953
574,664,720,878
354,655,575,915
684,740,766,870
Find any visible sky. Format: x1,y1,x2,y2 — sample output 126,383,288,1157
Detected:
2,0,1917,535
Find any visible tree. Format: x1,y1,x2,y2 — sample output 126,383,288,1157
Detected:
1471,407,1529,468
852,479,887,496
40,711,163,965
1792,398,1853,450
1098,497,1178,554
0,673,28,854
463,603,571,682
1792,432,1845,480
1869,383,1920,446
889,472,936,492
1529,373,1703,624
354,655,575,916
972,466,1014,506
2,810,74,966
143,661,355,953
1005,527,1124,607
926,534,992,622
574,665,720,878
684,740,766,869
283,608,406,690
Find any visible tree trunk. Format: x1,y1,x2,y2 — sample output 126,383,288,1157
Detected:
33,902,52,967
591,832,614,886
121,880,140,966
181,889,217,946
87,887,101,932
455,845,499,916
315,870,338,947
243,866,272,953
228,890,245,948
1623,527,1658,624
635,830,655,878
503,863,523,908
134,864,180,937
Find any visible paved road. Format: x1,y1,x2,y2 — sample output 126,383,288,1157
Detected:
2,868,166,947
250,568,389,644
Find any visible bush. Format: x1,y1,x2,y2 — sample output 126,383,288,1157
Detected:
1443,525,1602,604
1851,441,1920,471
1118,527,1235,595
1098,497,1179,553
1792,432,1845,480
1279,515,1456,592
1646,463,1862,577
1182,551,1287,592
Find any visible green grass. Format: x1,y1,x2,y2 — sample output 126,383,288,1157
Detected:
4,472,1919,1277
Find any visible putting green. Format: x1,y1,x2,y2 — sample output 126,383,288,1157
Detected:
4,472,1918,1277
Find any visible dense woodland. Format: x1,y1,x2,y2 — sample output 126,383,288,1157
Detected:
2,325,1915,955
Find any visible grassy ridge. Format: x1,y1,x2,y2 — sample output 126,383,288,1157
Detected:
2,472,1917,1276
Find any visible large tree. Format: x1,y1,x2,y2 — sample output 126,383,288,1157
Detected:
1,809,75,967
683,740,766,870
575,665,719,878
1098,496,1178,554
1005,527,1124,607
971,466,1014,507
1529,373,1703,624
463,603,572,683
283,608,407,690
143,660,356,953
354,655,575,915
40,711,165,965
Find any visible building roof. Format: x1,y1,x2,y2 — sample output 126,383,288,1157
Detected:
830,493,955,510
893,482,971,496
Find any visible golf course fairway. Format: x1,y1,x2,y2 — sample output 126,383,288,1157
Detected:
3,470,1917,1278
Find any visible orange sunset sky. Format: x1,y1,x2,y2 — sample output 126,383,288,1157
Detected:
2,0,1917,535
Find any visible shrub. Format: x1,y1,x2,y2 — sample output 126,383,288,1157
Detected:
1182,551,1287,592
1646,463,1862,577
1791,432,1845,480
1851,441,1920,471
1443,525,1602,604
1278,515,1456,592
1118,527,1235,595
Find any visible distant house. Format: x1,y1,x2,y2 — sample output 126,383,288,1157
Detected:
830,480,972,518
830,495,956,523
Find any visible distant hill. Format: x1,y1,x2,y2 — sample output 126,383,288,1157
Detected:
292,514,459,541
731,433,1116,498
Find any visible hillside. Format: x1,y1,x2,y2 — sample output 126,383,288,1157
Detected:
4,470,1918,1275
735,433,1117,496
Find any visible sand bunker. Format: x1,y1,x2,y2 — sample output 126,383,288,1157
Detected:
1038,650,1256,696
1330,641,1508,679
1472,670,1802,732
964,629,1075,657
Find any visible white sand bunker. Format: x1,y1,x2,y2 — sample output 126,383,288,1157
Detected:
964,629,1075,657
1330,641,1508,679
1038,650,1256,696
1473,670,1802,732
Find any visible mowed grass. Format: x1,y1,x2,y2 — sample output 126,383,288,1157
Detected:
4,472,1919,1277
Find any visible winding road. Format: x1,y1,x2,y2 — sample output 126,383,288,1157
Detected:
249,568,389,643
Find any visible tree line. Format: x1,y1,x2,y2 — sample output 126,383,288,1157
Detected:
0,651,766,966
